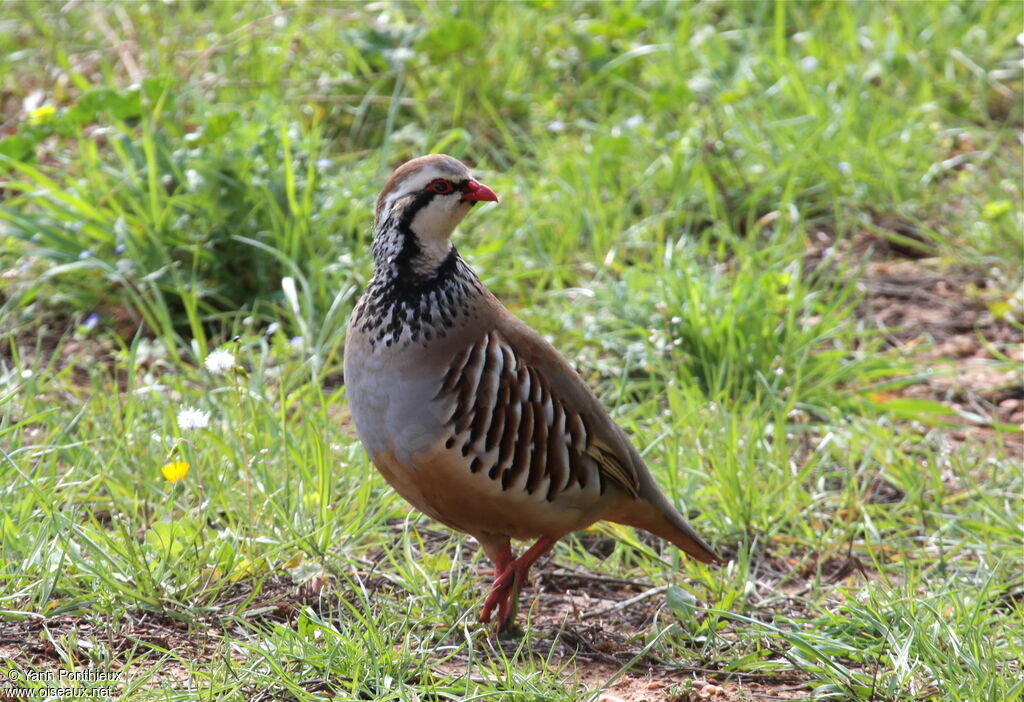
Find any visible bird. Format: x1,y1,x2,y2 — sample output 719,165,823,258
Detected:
344,154,721,632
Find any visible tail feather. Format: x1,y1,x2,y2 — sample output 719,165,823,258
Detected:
654,508,722,564
619,497,722,564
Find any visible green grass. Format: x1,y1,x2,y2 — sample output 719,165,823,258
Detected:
1,1,1022,700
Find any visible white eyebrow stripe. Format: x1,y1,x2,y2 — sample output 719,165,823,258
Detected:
384,164,466,207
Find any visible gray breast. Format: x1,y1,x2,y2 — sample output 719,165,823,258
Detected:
345,311,488,466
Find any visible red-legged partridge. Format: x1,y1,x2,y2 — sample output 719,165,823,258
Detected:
344,154,721,632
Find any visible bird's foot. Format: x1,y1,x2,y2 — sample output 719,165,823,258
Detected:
479,563,523,632
478,536,557,632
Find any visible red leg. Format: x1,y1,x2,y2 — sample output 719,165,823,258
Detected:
478,535,513,581
479,536,557,632
491,541,512,582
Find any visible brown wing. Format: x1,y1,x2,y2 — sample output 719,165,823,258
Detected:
435,330,640,500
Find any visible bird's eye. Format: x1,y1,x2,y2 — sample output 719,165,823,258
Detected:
428,179,454,194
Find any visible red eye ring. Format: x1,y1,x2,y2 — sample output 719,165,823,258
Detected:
428,179,454,194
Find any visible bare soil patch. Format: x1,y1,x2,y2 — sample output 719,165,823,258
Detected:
806,227,1023,452
862,255,1023,451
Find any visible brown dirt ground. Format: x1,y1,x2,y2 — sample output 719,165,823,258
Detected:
0,565,828,701
856,251,1023,453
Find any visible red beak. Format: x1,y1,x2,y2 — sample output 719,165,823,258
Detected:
461,180,499,203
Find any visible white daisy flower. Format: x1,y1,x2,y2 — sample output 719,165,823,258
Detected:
624,114,644,130
204,348,235,375
177,406,210,431
185,168,205,191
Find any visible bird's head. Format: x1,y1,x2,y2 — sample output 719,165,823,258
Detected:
373,154,498,277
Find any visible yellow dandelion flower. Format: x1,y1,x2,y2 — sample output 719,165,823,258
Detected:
161,460,190,483
27,104,57,125
229,558,252,582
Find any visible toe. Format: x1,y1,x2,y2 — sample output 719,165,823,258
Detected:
480,580,511,623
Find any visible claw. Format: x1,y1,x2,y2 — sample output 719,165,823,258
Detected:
479,566,512,624
478,536,557,632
